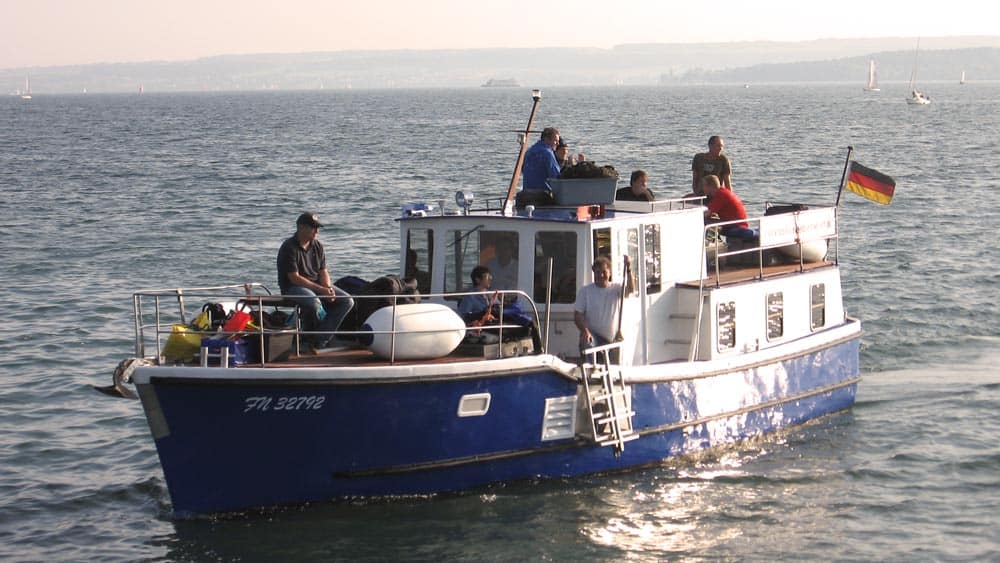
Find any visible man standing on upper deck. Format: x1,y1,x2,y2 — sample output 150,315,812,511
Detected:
276,212,355,351
522,127,562,191
692,135,732,197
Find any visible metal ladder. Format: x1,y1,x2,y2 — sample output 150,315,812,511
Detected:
580,344,638,456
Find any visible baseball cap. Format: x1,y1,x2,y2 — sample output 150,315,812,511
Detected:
296,212,324,228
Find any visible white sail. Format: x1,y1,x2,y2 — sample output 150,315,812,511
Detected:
864,60,880,91
907,39,931,105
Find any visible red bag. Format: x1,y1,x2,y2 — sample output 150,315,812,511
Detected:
222,309,252,333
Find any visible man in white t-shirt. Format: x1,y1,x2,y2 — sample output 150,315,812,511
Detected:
574,255,634,352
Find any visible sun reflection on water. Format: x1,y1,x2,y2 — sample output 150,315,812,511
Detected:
580,442,779,557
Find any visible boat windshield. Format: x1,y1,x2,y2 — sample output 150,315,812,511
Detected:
444,229,519,298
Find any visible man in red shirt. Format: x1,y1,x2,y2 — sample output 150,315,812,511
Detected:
703,175,757,241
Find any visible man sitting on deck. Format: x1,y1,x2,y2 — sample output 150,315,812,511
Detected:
276,212,355,351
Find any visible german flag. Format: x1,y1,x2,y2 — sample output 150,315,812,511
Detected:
845,161,896,205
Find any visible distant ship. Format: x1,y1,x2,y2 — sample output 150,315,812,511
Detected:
482,78,520,88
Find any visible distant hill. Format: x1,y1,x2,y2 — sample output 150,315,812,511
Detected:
674,47,1000,84
4,36,1000,94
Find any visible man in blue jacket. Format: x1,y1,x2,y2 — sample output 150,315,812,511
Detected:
522,127,562,191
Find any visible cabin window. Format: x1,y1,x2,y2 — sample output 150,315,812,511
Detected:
533,231,578,303
767,292,784,340
405,229,433,295
810,283,826,330
443,229,519,300
644,224,662,294
717,301,736,351
592,228,612,262
625,227,640,283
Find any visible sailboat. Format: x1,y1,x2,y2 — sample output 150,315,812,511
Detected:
906,39,931,105
863,60,880,92
20,77,32,100
960,70,966,85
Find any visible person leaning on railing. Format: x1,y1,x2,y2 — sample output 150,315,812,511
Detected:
702,175,757,241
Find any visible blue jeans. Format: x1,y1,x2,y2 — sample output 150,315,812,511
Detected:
721,225,758,241
580,332,619,363
285,284,355,347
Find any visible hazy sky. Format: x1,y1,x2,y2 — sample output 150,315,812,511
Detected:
3,0,998,69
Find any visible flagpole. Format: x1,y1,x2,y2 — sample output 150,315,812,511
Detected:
834,145,854,208
503,89,542,215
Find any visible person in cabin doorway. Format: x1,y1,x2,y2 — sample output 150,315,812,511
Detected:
616,170,656,202
702,175,756,241
574,255,635,356
522,126,562,191
276,212,355,351
691,135,732,197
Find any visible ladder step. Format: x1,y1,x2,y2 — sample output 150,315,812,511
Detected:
594,411,635,424
595,433,639,446
591,391,629,402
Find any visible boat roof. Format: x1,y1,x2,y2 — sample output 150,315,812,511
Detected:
398,196,705,225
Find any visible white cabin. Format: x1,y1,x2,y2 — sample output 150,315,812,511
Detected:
398,196,843,366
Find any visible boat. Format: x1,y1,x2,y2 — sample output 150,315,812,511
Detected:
103,91,862,518
906,40,931,105
863,60,880,92
20,77,31,100
482,78,520,88
960,70,966,85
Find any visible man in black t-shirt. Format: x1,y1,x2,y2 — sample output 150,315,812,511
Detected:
691,135,732,197
276,212,354,349
616,170,656,202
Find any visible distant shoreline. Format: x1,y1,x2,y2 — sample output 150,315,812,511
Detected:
5,38,999,94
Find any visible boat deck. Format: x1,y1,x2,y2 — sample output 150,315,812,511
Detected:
239,335,540,369
257,345,490,368
680,259,835,289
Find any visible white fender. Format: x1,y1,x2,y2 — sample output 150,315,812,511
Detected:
360,303,466,360
777,240,828,262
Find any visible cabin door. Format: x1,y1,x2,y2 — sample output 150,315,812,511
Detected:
594,225,645,365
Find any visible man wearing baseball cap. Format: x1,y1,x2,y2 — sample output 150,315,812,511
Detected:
276,212,354,351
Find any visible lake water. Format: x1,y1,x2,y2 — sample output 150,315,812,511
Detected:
1,83,998,561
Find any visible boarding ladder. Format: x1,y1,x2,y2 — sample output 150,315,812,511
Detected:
580,343,638,457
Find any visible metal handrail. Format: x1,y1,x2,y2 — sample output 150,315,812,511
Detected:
133,286,541,366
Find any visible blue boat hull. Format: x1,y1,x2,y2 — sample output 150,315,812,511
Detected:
139,337,859,517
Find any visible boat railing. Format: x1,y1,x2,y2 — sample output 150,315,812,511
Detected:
611,195,705,213
131,285,542,366
451,195,705,216
704,205,840,284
